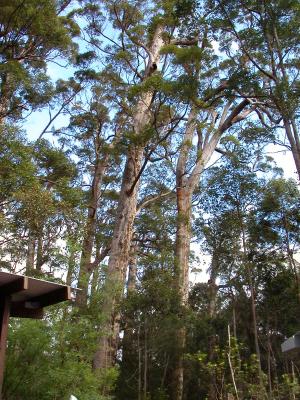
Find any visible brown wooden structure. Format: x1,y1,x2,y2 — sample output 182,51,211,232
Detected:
0,271,72,399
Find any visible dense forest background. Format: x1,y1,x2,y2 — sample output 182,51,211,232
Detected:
1,0,300,399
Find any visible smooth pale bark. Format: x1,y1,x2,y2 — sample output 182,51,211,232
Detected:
282,118,300,180
90,265,100,299
93,26,165,371
272,24,300,180
172,100,252,400
76,155,108,308
173,108,216,400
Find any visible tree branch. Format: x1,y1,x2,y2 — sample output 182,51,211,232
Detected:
136,190,175,214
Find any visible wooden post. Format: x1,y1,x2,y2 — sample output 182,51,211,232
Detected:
0,296,10,400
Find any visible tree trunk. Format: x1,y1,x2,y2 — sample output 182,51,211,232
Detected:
122,245,137,380
207,254,219,319
283,118,300,180
171,100,252,400
127,244,138,293
240,211,267,396
36,236,43,271
207,254,219,400
138,323,142,400
173,113,198,399
272,24,300,181
266,322,273,398
76,157,108,308
90,265,100,300
93,25,164,372
143,319,148,400
93,146,144,370
25,235,36,275
282,210,300,302
248,270,262,372
172,188,191,400
0,73,11,124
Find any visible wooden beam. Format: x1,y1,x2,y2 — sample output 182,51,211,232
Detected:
0,296,10,400
0,276,28,296
10,302,43,319
30,286,71,308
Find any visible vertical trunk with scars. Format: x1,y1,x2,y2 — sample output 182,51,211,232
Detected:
173,101,252,400
93,26,164,371
127,243,138,293
173,188,191,400
173,108,222,400
76,156,108,308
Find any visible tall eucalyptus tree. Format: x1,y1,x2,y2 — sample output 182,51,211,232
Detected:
80,0,202,372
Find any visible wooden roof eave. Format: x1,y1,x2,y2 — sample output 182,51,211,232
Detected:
0,272,72,319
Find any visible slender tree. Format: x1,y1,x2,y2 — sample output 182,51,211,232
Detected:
216,0,300,178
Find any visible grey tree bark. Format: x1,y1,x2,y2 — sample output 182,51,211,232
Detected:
172,100,253,400
93,25,165,371
76,155,108,308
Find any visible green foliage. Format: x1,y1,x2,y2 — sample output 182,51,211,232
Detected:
0,126,36,203
189,337,299,400
0,0,79,119
161,44,203,65
4,309,117,400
